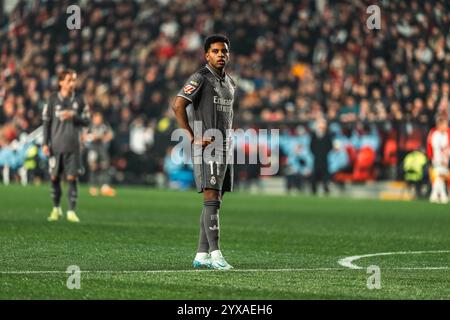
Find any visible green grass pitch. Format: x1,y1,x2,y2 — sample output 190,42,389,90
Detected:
0,184,449,299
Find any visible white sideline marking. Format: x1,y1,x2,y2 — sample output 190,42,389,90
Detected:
338,250,450,270
0,268,339,274
1,266,450,275
2,250,450,274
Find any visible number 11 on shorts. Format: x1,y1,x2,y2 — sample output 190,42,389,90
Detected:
208,161,220,175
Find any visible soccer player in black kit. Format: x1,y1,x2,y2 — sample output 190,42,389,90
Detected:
42,69,90,223
83,111,116,197
173,35,236,270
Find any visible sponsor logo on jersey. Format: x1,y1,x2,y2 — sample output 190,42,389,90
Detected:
216,105,233,112
209,225,219,231
72,102,79,110
183,84,197,95
210,176,216,185
214,96,233,113
213,96,233,105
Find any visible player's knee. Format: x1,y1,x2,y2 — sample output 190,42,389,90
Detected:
67,175,77,182
203,192,221,208
204,189,220,201
50,176,59,182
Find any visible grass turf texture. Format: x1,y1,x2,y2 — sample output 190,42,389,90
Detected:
0,184,449,299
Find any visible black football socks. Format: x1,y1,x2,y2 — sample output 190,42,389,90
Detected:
203,200,221,252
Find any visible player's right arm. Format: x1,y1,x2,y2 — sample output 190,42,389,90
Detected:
172,96,195,142
173,72,211,146
42,100,52,157
172,96,213,146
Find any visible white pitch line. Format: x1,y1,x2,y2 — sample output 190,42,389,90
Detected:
0,268,340,274
390,267,450,270
1,266,450,275
338,250,450,270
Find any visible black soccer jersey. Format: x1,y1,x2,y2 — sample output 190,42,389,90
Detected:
42,92,90,153
177,64,236,150
87,122,113,148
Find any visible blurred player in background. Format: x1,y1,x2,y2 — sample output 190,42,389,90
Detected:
173,35,236,270
42,69,90,222
83,111,116,197
427,116,450,204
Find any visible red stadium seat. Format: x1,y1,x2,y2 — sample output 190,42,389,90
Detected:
345,145,357,165
383,138,397,166
352,147,376,182
332,145,357,183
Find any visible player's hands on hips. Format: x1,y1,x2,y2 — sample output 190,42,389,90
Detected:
192,137,213,147
59,110,75,121
42,145,51,157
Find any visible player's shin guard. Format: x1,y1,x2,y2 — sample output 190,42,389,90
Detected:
51,178,62,207
203,200,221,252
197,208,209,253
68,180,78,211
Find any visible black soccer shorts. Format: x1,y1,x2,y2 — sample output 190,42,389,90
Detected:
193,158,234,193
49,152,83,177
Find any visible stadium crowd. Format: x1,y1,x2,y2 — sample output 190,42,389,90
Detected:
1,0,450,190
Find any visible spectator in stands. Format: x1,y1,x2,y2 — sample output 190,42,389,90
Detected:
310,118,333,195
